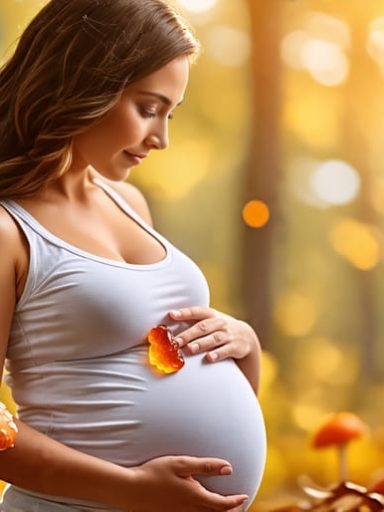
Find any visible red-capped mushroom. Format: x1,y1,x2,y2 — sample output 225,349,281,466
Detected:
312,412,367,482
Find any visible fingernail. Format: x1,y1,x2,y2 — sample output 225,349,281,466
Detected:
174,337,183,346
220,465,232,475
170,310,181,318
190,343,199,354
209,352,218,361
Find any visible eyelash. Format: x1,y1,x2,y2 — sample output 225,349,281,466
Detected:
140,107,174,120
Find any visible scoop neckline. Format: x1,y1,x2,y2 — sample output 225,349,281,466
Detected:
6,181,173,271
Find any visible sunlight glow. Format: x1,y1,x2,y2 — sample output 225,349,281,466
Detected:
281,12,350,80
330,219,381,270
281,30,309,70
305,338,358,385
176,0,218,13
284,93,341,152
367,18,384,66
259,351,279,399
293,404,330,431
301,39,349,86
274,291,317,337
306,12,350,49
205,26,250,67
310,160,360,206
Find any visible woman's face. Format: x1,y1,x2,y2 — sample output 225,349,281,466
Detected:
72,56,190,181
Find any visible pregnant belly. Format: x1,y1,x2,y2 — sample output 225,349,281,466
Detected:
135,350,266,502
16,347,266,504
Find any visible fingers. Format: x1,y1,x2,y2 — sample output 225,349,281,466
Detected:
174,456,234,478
169,456,249,512
169,306,218,322
202,491,249,512
174,316,226,348
180,333,228,357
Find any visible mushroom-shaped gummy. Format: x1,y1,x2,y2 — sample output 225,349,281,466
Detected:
148,325,185,374
0,402,17,450
312,412,366,482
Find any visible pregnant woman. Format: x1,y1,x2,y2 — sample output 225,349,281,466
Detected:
0,1,266,510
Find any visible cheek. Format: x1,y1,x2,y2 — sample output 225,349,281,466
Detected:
73,104,145,163
104,104,145,145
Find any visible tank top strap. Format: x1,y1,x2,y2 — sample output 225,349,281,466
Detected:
91,176,171,250
92,178,149,227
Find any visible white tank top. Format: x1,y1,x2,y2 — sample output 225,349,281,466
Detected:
0,178,266,511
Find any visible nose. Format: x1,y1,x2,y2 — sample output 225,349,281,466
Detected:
145,122,169,151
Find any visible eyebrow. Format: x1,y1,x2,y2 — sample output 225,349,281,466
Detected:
137,91,183,107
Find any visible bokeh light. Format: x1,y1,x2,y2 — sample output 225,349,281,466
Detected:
305,11,350,49
281,30,309,70
259,351,279,399
301,39,349,86
176,0,218,14
330,218,381,270
205,26,251,67
284,92,342,152
292,403,330,431
295,337,359,387
310,160,361,206
281,11,350,85
242,200,270,228
367,17,384,67
274,291,317,337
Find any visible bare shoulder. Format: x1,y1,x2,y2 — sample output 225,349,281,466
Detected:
100,179,153,227
0,206,23,255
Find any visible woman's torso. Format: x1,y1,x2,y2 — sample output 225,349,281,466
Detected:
0,177,266,511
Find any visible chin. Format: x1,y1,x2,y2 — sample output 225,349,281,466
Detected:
90,166,131,182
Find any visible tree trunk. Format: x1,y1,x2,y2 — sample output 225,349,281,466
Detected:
242,0,282,349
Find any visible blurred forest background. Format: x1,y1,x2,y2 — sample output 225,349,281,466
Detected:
2,0,384,510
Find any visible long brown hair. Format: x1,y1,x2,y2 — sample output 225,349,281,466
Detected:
0,0,200,199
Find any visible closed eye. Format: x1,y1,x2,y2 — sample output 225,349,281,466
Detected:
139,106,156,119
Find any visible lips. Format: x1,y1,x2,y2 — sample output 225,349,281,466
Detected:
123,150,146,164
124,150,147,159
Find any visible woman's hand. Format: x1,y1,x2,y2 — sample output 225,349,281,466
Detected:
126,455,249,512
169,307,259,363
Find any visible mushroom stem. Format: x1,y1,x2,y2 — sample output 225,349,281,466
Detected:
338,443,347,482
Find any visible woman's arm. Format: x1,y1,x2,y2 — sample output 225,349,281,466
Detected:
0,210,248,512
231,321,261,395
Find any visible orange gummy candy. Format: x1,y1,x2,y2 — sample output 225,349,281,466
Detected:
0,403,17,450
148,325,185,374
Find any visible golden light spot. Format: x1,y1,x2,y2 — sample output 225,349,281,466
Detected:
330,219,381,270
301,39,349,86
259,351,279,398
292,404,330,431
302,337,358,386
274,291,317,337
242,200,270,228
283,89,341,151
